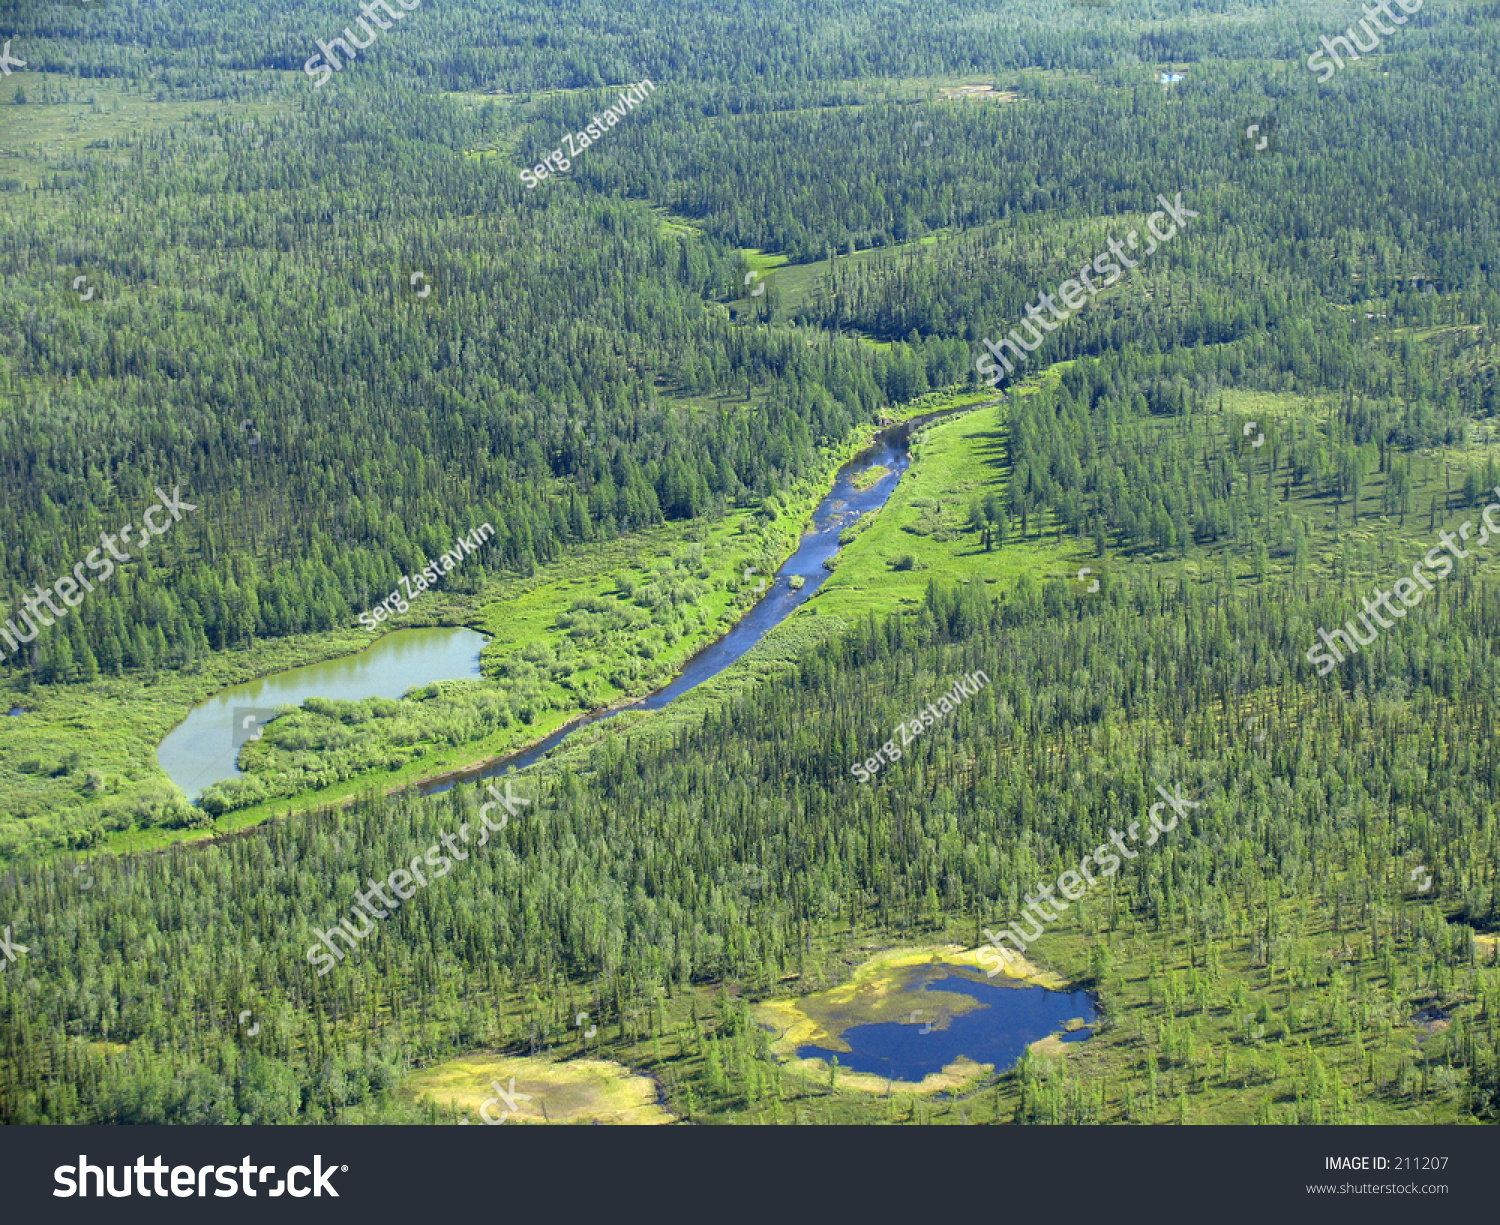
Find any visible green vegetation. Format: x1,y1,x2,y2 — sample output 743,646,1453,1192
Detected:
0,398,919,859
2,0,1499,1130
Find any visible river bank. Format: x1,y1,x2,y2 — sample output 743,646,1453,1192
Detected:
6,390,995,865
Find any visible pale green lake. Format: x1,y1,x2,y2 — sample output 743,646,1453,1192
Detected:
157,627,486,798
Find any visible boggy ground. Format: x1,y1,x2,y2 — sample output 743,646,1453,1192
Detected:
405,1052,675,1125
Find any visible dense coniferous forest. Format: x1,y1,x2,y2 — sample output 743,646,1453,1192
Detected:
3,2,1495,686
1,0,1498,1128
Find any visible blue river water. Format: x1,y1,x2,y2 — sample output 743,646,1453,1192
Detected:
419,423,927,795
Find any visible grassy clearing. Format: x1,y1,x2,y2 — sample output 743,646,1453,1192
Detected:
1134,391,1500,592
735,246,791,304
809,374,1074,624
0,74,293,200
768,233,952,316
653,207,704,238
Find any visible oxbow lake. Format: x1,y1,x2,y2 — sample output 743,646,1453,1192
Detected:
157,627,487,798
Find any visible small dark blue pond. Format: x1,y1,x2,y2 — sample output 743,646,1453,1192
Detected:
797,970,1095,1082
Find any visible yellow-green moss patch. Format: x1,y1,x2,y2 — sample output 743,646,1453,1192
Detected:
406,1053,674,1125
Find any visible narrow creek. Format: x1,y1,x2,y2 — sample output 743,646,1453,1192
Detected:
418,410,966,795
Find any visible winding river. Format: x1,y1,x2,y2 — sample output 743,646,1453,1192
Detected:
418,417,938,795
158,411,968,801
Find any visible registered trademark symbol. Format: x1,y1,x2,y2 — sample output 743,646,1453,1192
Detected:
341,1165,348,1172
